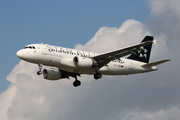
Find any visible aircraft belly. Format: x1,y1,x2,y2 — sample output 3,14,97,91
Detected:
102,61,146,75
58,66,96,74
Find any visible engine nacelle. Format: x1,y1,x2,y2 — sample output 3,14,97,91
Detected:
73,56,96,68
60,58,74,67
43,68,61,80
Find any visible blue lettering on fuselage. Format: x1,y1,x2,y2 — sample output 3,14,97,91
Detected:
46,46,125,63
46,46,94,57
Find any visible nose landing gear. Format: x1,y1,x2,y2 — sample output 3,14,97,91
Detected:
37,63,42,75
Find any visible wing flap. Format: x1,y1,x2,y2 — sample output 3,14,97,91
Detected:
141,59,171,67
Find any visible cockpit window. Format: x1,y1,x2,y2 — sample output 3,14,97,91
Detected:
24,46,36,49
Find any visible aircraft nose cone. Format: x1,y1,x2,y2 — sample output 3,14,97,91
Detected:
16,50,23,59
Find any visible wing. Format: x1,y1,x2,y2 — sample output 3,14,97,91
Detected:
93,41,153,68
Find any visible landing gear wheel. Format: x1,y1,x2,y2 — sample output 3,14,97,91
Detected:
73,80,81,87
94,73,102,80
37,71,42,75
37,63,42,75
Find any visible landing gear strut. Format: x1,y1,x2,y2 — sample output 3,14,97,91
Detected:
94,67,102,80
73,75,81,87
37,63,42,75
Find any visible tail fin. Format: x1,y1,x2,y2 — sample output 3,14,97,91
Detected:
127,36,154,63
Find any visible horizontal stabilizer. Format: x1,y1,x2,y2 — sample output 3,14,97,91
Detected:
142,59,171,67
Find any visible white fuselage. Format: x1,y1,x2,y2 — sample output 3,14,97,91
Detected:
17,44,157,75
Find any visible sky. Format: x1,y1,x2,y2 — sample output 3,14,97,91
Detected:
1,0,180,120
0,0,150,92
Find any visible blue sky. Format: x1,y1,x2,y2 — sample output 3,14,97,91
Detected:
0,0,150,92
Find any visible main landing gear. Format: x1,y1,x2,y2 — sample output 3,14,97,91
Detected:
72,72,102,87
94,72,102,80
73,75,81,87
73,80,81,87
37,63,42,75
93,67,102,80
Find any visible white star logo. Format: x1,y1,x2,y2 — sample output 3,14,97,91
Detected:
138,47,148,58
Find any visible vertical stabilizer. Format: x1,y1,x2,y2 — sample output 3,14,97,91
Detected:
127,36,154,63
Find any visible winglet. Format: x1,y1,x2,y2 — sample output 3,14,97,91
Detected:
153,39,157,44
141,59,171,67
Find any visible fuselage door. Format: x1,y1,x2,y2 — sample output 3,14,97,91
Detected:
129,61,133,70
42,44,47,55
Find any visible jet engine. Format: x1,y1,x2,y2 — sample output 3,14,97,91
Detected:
43,68,61,80
60,58,74,67
73,56,97,68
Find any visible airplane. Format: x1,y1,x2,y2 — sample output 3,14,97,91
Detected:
16,36,170,87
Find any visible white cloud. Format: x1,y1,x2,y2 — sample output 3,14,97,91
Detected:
150,0,180,18
121,106,180,120
0,86,16,120
1,61,97,120
148,0,180,50
75,19,151,54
